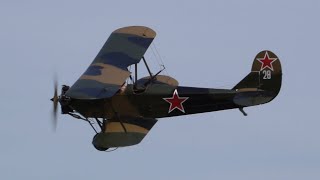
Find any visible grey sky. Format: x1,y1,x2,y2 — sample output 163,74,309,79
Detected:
0,0,319,179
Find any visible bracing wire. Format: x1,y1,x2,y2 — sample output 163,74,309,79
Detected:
151,42,170,76
150,44,161,67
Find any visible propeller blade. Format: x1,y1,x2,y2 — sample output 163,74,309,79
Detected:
52,76,59,131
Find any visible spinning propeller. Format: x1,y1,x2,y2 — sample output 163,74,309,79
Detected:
51,77,59,131
51,76,71,131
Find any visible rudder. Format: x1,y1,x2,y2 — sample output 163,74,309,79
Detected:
233,50,282,106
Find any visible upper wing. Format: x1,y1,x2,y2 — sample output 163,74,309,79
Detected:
66,26,156,99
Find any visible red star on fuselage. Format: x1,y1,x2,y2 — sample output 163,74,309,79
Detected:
163,89,189,113
257,51,277,71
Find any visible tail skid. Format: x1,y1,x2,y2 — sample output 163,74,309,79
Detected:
233,50,282,107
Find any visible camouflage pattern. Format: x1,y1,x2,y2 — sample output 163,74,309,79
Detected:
92,117,157,150
70,50,281,118
66,50,282,150
135,75,179,87
66,26,156,99
60,26,282,150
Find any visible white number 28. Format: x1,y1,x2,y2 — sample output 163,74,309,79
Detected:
262,70,272,79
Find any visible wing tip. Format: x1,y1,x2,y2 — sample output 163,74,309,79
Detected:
113,26,156,38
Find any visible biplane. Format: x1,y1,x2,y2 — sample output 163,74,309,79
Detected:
51,26,282,151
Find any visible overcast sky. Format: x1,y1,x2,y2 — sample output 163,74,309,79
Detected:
1,0,319,179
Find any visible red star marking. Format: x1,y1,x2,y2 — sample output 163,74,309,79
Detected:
257,51,277,71
163,89,189,113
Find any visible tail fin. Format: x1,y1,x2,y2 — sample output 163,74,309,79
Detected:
233,50,282,106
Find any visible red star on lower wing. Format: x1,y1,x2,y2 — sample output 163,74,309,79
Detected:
257,51,277,71
163,89,189,113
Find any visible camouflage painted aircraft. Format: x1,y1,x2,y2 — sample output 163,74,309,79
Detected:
51,26,282,151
